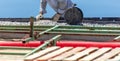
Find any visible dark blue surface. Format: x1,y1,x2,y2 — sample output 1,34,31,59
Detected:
0,0,120,18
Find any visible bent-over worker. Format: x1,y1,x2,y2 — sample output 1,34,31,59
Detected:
36,0,74,21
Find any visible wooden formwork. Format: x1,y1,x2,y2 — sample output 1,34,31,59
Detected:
24,47,120,61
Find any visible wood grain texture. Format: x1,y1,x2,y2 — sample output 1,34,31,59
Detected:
50,47,86,61
94,48,120,61
63,47,98,61
36,47,73,61
24,46,60,61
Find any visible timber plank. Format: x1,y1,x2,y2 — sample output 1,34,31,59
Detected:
36,47,73,61
107,54,120,61
79,48,112,61
0,49,31,53
63,47,98,61
50,47,86,61
24,46,60,61
94,48,120,61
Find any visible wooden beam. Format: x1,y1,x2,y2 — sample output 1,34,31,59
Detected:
63,47,98,61
50,47,86,61
107,54,120,61
94,48,120,61
79,48,112,61
36,47,73,61
24,47,60,61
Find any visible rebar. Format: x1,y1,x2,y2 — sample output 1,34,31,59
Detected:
24,35,61,57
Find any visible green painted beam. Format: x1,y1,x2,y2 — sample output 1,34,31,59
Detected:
52,29,120,34
0,30,119,36
0,27,48,31
47,32,120,36
24,35,61,57
0,28,120,34
36,25,59,38
0,46,34,50
0,25,120,30
0,27,120,31
0,52,27,55
0,25,53,28
114,36,120,40
59,26,120,30
22,37,35,44
0,30,30,34
0,25,120,36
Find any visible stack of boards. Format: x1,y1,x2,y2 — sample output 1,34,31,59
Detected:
24,46,120,61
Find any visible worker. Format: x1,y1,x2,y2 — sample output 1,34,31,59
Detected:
36,0,74,20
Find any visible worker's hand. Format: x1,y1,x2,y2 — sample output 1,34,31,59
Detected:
52,13,61,21
36,13,43,21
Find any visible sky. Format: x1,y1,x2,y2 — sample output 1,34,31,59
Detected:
0,0,120,18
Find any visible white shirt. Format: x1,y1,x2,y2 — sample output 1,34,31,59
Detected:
40,0,73,14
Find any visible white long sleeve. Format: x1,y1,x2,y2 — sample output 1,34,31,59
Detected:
57,0,73,14
40,0,47,14
40,0,73,14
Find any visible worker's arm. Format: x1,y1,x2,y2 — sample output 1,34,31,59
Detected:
40,0,47,14
36,0,47,20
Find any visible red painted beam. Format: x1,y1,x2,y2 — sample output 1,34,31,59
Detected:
0,41,120,48
57,41,120,48
0,41,43,47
